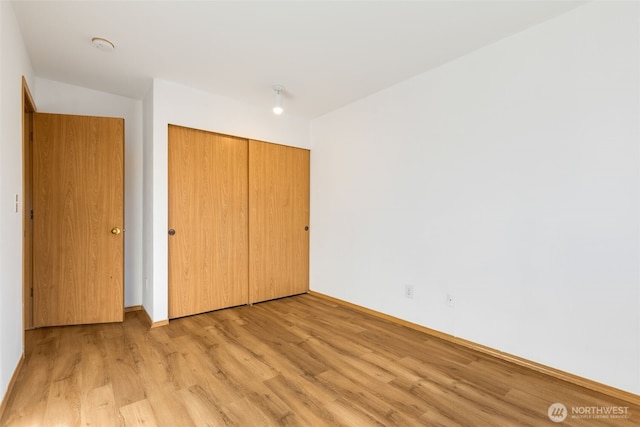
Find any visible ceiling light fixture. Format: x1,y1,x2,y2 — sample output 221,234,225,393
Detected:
91,37,115,52
272,85,285,115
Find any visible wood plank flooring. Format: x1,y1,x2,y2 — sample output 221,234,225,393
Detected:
1,294,637,426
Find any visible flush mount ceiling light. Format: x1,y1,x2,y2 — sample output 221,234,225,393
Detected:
272,85,285,115
91,37,115,52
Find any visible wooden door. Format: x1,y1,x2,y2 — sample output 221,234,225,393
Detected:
32,113,124,327
249,140,310,304
168,126,249,319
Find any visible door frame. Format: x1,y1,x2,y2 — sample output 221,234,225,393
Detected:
22,77,36,331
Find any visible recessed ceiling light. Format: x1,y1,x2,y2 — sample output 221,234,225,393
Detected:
91,37,115,52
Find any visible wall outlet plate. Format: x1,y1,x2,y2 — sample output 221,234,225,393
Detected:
405,284,414,299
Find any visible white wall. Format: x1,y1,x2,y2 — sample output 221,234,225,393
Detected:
144,79,310,321
33,78,144,308
0,0,33,403
310,1,640,394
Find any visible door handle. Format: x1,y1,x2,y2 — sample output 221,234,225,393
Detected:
168,229,176,236
111,227,121,235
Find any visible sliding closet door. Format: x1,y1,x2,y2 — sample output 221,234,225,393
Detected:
249,140,310,304
168,125,249,319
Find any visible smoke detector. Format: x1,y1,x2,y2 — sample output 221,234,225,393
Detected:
91,37,115,52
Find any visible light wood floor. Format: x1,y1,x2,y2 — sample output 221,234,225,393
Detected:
1,294,637,426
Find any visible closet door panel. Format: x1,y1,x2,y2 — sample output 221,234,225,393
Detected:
168,126,249,318
249,140,309,303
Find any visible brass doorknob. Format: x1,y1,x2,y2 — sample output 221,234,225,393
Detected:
111,227,121,235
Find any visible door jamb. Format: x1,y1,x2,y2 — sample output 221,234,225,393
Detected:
22,77,36,332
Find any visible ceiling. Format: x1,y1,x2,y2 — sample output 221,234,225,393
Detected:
12,0,585,119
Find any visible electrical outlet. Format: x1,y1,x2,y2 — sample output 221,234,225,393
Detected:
405,284,414,299
446,293,455,308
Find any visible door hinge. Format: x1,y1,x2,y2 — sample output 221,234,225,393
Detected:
29,132,33,142
30,287,33,297
30,210,33,220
